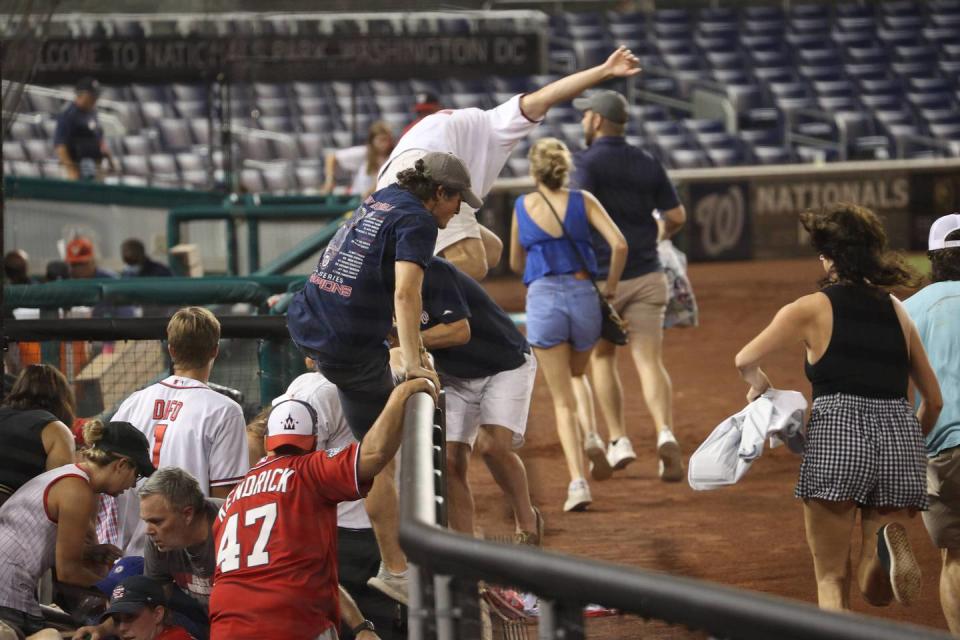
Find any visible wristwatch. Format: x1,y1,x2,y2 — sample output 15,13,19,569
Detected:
351,619,376,635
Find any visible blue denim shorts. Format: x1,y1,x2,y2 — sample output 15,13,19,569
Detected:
525,275,601,351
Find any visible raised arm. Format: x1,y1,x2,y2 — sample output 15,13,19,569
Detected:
358,378,438,482
582,191,627,296
519,47,641,122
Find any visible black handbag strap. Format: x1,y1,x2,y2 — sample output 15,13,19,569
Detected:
534,190,605,299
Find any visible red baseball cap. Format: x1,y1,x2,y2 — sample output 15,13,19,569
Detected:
65,237,94,264
266,397,318,452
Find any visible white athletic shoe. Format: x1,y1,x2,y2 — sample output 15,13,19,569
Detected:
606,437,637,470
367,562,409,605
563,479,592,512
584,432,613,481
657,428,684,482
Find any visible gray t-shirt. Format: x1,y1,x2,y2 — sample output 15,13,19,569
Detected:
144,499,220,608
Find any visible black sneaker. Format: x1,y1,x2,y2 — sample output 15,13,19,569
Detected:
877,523,921,606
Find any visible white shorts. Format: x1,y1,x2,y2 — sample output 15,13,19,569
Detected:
442,352,537,448
377,149,481,254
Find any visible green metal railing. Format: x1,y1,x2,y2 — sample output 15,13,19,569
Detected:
166,194,358,276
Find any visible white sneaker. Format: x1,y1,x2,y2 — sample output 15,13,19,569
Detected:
606,437,636,470
657,429,684,482
584,432,613,481
563,479,592,512
367,562,409,605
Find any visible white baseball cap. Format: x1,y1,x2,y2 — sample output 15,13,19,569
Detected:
266,397,318,452
929,213,960,251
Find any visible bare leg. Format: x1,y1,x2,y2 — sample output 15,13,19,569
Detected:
803,498,858,610
364,457,406,573
588,339,626,441
477,425,536,533
533,344,585,483
445,442,475,535
627,328,673,434
572,374,598,442
941,548,960,634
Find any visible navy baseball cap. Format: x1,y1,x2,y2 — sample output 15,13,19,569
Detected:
100,576,167,620
76,77,101,96
95,556,145,596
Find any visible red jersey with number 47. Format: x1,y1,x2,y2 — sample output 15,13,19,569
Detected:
209,443,370,640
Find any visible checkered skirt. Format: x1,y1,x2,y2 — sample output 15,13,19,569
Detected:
795,393,928,510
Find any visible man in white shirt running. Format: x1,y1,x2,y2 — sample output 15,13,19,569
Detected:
377,46,641,280
114,307,249,555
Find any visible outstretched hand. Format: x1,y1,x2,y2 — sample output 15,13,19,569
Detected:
603,46,642,78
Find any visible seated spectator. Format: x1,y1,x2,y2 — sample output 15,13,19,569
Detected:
121,239,174,278
350,121,395,200
65,236,117,280
0,420,153,639
74,467,215,640
98,575,194,640
45,260,69,282
0,364,77,507
54,77,115,182
3,250,33,285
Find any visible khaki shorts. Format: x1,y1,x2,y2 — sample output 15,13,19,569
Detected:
607,271,668,338
923,446,960,549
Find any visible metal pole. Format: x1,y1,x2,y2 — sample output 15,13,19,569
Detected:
434,574,454,640
407,563,428,640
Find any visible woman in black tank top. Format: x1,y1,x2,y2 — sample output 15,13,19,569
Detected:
734,203,943,611
0,364,77,506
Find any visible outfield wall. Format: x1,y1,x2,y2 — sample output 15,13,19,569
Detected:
489,157,960,265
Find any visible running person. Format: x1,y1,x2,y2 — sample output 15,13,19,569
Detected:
209,379,435,640
113,307,248,555
735,203,942,610
510,138,627,512
378,47,641,280
420,257,541,543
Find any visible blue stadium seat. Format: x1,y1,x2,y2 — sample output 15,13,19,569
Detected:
175,101,207,119
259,116,295,133
121,155,151,177
148,153,178,175
668,148,710,169
188,119,209,144
21,139,50,162
298,133,327,160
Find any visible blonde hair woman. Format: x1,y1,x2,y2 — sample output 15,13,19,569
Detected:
510,137,627,512
0,420,153,638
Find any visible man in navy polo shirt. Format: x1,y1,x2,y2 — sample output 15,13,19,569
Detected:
571,90,688,483
420,258,541,544
286,151,480,603
54,77,115,181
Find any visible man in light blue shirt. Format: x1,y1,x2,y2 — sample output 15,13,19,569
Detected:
904,212,960,634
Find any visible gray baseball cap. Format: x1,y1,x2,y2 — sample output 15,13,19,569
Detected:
420,151,482,210
573,90,629,125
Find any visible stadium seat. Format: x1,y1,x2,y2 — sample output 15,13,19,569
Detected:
241,168,265,192
158,119,195,152
668,148,710,169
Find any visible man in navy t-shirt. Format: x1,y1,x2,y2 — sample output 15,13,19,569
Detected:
420,258,542,544
54,77,115,181
286,151,480,604
571,90,687,483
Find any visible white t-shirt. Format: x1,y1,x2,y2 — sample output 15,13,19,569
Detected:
113,375,249,554
278,372,370,529
377,94,541,252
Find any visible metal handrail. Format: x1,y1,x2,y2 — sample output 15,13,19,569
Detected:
398,393,951,640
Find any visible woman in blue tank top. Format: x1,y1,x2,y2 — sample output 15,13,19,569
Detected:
509,137,627,513
734,203,942,611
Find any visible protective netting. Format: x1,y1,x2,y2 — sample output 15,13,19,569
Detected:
1,0,61,136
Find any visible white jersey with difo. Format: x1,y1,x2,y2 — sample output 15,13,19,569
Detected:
279,371,371,530
113,375,249,555
376,94,541,253
0,464,90,616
